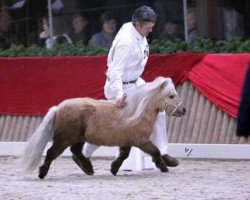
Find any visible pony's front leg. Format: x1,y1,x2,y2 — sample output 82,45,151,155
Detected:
137,142,168,173
110,146,131,176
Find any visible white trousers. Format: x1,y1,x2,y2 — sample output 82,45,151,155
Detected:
83,78,169,170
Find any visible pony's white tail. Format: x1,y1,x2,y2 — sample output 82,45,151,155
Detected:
19,106,58,172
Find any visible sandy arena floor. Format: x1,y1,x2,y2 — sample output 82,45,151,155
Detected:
0,156,249,200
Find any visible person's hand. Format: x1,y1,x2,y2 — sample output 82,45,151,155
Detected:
116,94,127,108
39,30,49,39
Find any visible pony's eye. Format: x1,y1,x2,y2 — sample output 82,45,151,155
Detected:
169,94,175,99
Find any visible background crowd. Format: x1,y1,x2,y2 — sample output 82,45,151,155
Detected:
0,0,249,51
28,11,117,50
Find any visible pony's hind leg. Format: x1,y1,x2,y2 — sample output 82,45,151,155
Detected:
137,142,168,173
70,142,94,175
38,141,68,179
110,146,131,176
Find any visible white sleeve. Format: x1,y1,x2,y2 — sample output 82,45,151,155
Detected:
108,43,131,100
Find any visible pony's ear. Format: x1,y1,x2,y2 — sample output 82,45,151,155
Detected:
159,80,168,91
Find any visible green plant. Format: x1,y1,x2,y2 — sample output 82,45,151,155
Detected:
150,37,250,54
0,37,249,57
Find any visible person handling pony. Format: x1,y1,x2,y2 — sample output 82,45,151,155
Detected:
82,5,179,173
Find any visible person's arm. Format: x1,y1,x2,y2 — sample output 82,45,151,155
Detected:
107,43,131,106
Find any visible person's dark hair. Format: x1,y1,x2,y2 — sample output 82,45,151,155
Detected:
72,12,90,22
132,5,157,25
100,12,116,25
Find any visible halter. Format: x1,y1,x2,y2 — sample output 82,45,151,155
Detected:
163,94,183,115
168,101,183,115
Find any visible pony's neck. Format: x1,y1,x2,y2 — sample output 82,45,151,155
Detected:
151,93,165,112
144,95,163,120
145,106,159,119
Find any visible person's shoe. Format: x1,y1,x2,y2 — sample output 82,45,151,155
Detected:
161,154,179,167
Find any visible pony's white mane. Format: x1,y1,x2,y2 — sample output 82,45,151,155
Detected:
116,76,174,128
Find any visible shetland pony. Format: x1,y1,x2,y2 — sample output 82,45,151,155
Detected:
20,76,186,179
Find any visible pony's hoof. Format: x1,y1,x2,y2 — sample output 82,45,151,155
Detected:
160,167,169,173
72,155,94,175
38,174,45,179
110,168,118,176
38,166,47,179
110,161,120,176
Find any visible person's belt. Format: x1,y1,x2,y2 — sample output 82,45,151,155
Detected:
122,79,138,85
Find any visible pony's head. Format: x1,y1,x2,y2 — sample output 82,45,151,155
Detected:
154,77,186,117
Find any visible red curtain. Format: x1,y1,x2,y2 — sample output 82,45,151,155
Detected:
0,53,249,117
0,56,107,116
188,54,250,117
144,52,207,83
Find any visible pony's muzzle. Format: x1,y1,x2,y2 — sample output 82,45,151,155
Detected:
171,103,186,117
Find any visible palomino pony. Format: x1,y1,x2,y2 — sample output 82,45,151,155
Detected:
20,76,186,179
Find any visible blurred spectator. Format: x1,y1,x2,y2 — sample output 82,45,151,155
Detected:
38,17,50,47
188,8,198,42
159,20,181,40
152,0,184,40
39,16,72,49
69,13,92,45
0,10,12,49
222,6,244,40
27,16,45,46
89,12,117,50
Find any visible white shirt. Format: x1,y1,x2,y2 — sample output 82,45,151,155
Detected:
104,22,149,100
